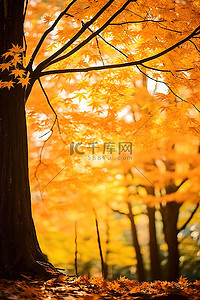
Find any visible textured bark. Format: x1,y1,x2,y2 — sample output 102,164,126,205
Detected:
0,0,49,278
160,202,181,281
147,206,162,280
127,202,146,282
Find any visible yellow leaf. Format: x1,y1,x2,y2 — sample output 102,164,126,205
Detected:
88,101,103,111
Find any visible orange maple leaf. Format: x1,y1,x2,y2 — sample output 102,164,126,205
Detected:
11,69,25,78
10,44,24,53
18,76,30,87
3,81,15,90
43,14,54,24
11,54,22,66
0,62,11,71
1,51,13,59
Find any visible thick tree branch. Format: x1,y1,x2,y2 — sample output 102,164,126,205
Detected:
23,0,29,23
27,0,79,71
38,25,200,78
177,202,199,233
34,0,119,73
37,0,135,71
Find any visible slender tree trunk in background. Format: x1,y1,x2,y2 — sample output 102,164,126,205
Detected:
0,0,49,278
160,201,181,281
147,206,162,280
127,202,146,282
104,217,110,280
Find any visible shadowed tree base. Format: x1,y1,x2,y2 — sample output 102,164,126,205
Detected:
0,87,61,280
0,0,59,279
0,260,61,280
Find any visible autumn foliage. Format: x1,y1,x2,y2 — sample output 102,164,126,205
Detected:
0,275,200,299
0,0,200,284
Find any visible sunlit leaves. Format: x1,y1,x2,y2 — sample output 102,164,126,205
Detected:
10,0,200,278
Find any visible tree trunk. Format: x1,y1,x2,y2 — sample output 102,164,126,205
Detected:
104,217,110,280
0,0,50,278
147,206,162,280
127,202,146,281
160,201,181,281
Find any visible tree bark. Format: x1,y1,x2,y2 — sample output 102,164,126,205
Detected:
147,206,162,280
160,201,181,281
0,0,50,278
127,202,146,282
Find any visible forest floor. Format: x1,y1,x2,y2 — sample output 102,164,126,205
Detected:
0,275,199,300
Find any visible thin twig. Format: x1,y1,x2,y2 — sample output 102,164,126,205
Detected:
84,20,128,58
178,202,199,233
96,37,105,65
140,63,193,74
157,23,182,34
40,166,67,192
136,65,200,113
110,19,165,25
133,165,160,193
189,39,200,52
98,33,128,58
81,21,105,65
33,79,63,198
34,142,46,200
112,209,128,216
115,10,182,33
38,78,58,134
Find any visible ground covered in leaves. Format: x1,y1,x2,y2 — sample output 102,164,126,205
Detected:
0,275,199,300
